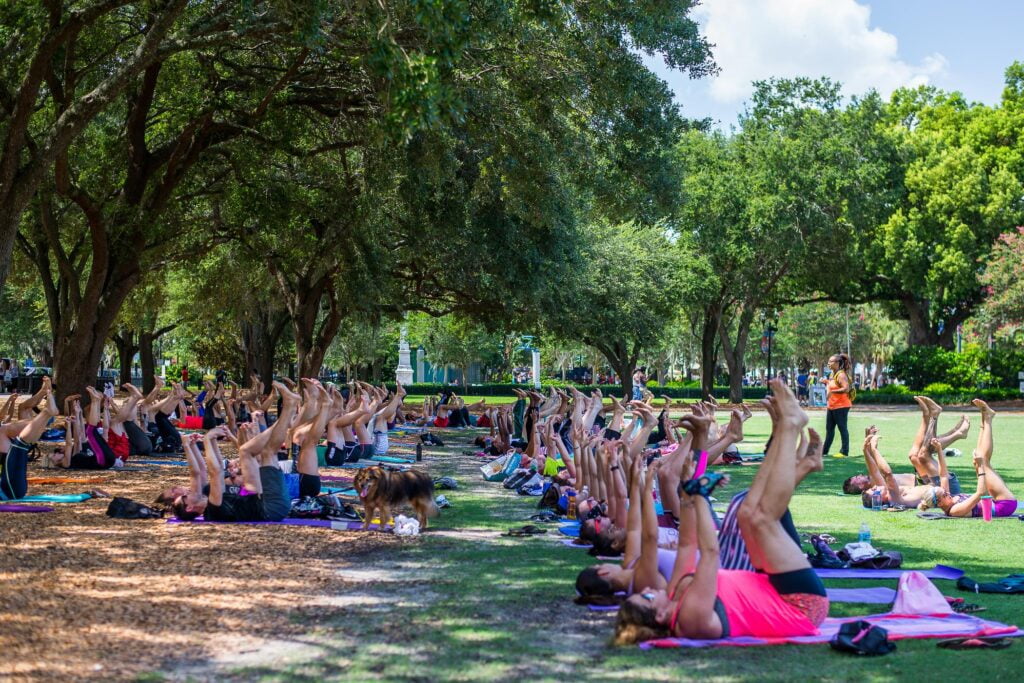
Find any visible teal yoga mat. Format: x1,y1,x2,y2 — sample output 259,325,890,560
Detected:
370,455,414,464
18,493,93,503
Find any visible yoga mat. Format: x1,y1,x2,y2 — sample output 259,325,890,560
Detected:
27,477,104,485
134,459,188,467
0,504,53,513
640,612,1023,649
320,475,354,483
558,522,581,537
825,587,896,604
323,487,358,497
370,455,414,464
168,517,375,530
17,493,93,503
816,564,963,581
586,587,898,613
562,538,592,548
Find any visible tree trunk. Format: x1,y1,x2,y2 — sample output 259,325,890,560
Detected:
139,331,157,393
113,330,138,388
700,304,722,399
719,308,755,404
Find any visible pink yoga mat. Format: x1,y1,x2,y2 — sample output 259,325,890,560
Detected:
587,587,898,613
640,612,1023,649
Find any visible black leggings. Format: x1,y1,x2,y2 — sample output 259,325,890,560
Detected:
152,412,182,452
823,407,850,456
0,438,30,499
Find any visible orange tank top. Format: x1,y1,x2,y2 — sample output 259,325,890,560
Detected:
827,372,852,410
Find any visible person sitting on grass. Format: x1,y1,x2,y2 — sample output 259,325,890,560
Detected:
171,381,300,522
0,386,59,500
613,380,827,644
918,399,1017,518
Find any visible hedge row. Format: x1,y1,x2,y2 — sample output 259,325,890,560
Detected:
386,382,769,399
387,383,1021,404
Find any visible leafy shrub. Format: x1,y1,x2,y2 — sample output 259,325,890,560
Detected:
888,346,955,389
922,382,956,395
989,349,1024,389
871,384,912,395
944,344,993,388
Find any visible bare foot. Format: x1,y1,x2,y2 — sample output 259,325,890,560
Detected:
768,379,807,428
803,428,824,472
726,409,744,442
42,390,58,417
921,395,943,417
972,399,996,421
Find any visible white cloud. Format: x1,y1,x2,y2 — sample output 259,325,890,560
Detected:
695,0,947,103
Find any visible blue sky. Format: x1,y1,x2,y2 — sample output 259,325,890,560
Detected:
647,0,1024,127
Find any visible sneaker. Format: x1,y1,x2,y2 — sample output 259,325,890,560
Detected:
832,452,848,459
435,494,452,509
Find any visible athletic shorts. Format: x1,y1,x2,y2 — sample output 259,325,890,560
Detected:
258,466,291,521
106,429,130,461
68,452,113,470
346,443,367,463
373,430,388,456
323,441,346,467
768,567,829,626
434,417,450,428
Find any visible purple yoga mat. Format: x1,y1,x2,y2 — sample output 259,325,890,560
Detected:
815,564,963,580
0,504,53,513
168,517,378,530
825,587,897,604
587,587,898,613
640,612,1024,649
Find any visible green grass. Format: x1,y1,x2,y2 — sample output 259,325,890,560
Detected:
188,409,1024,682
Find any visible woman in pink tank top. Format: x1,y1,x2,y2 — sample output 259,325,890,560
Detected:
613,380,829,645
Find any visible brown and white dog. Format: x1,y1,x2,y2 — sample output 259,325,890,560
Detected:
353,466,438,530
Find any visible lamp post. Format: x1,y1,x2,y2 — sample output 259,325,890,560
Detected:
762,310,778,394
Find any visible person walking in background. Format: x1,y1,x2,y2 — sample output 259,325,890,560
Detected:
631,368,646,401
796,369,809,406
823,353,853,458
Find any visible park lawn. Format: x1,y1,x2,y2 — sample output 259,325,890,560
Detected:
168,409,1024,682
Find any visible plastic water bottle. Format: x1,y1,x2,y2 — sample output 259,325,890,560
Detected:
567,493,577,520
858,522,871,544
871,490,883,511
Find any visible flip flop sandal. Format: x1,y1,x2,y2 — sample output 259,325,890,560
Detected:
937,637,1011,650
952,602,986,614
682,472,730,498
503,525,548,537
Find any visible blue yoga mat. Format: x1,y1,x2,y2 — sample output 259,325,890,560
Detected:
18,493,93,503
558,521,581,537
133,459,188,467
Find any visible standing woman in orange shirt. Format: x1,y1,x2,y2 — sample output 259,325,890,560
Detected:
823,353,853,458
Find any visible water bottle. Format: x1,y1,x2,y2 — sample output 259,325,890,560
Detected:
871,490,883,511
858,522,871,545
567,492,577,520
415,443,422,462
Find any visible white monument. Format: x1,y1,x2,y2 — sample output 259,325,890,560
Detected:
395,326,414,386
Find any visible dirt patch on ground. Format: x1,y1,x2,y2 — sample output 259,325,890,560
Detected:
0,448,419,682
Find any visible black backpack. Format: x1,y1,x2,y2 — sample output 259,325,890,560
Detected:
106,497,164,519
830,621,896,656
